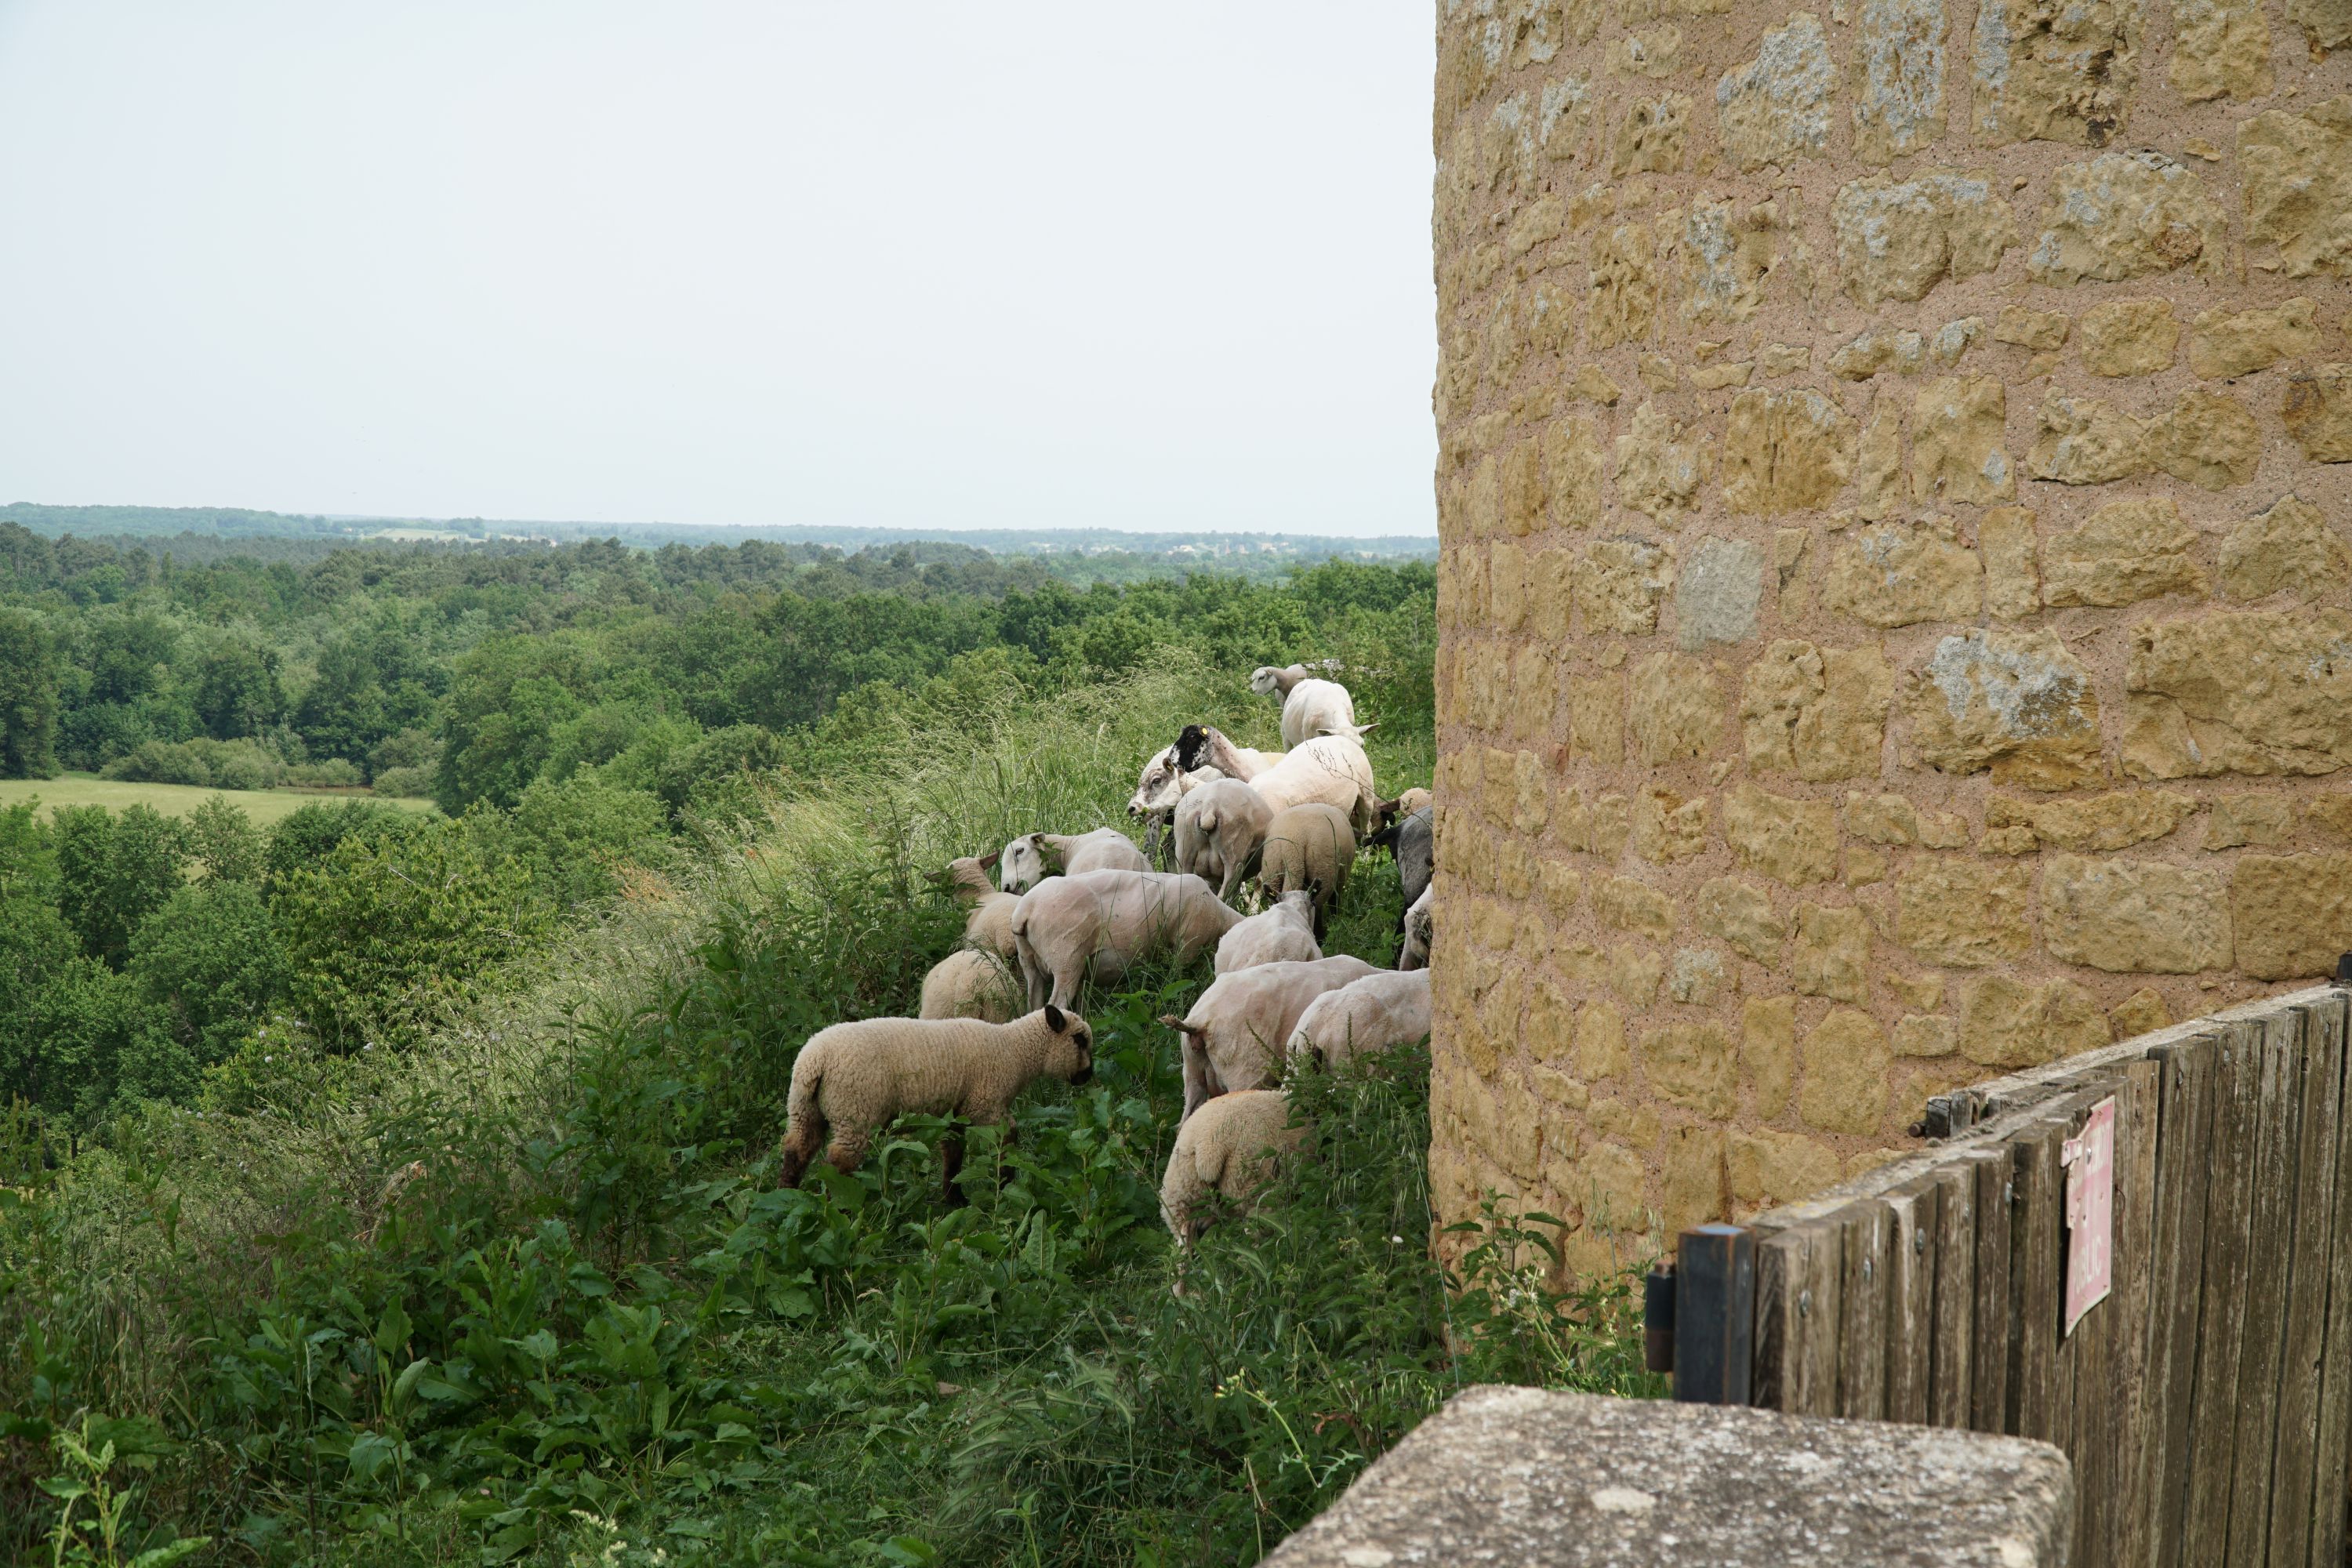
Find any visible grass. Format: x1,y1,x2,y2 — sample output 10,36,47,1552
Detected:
0,654,1650,1567
0,774,438,827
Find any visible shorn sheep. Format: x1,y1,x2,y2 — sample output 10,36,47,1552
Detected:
1011,868,1243,1010
1392,805,1434,915
999,828,1149,895
777,1004,1095,1200
1159,1088,1307,1250
1249,665,1371,748
1398,884,1433,971
1257,801,1355,935
1173,778,1273,902
1175,726,1380,837
1161,954,1377,1120
1285,968,1432,1071
918,949,1020,1022
1214,888,1321,973
1126,746,1225,866
942,850,1019,960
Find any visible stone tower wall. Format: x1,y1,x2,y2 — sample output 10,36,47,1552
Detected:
1425,0,2352,1276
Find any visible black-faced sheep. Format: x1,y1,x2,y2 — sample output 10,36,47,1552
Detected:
1176,727,1379,837
1398,884,1433,971
1214,888,1321,973
1011,868,1243,1010
1285,968,1432,1070
1392,805,1434,915
776,1004,1095,1200
1160,954,1377,1120
1249,666,1371,749
918,948,1020,1023
1173,779,1273,903
1000,828,1150,895
942,850,1019,960
1257,801,1355,935
1127,746,1226,867
1159,1087,1308,1250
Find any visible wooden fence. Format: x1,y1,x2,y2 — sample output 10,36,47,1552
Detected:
1725,982,2352,1568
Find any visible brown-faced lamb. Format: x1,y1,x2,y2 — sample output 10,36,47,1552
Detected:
1398,884,1433,971
1011,867,1243,1010
1159,1087,1308,1250
1257,801,1356,935
999,827,1150,894
1284,968,1432,1070
1249,666,1371,748
1173,778,1273,902
1175,726,1380,837
917,948,1020,1023
1160,954,1377,1120
776,1004,1095,1200
1214,888,1321,972
942,849,1019,959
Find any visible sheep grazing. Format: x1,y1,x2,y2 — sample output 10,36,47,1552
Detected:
1173,778,1273,903
1176,727,1380,837
776,1004,1096,1200
942,850,1019,959
1398,884,1433,971
1286,968,1432,1071
1392,805,1434,914
1214,888,1322,973
1000,827,1149,895
1258,801,1356,934
1250,666,1371,748
918,949,1020,1023
1160,954,1378,1120
1159,1088,1307,1250
1011,867,1243,1009
1127,746,1226,866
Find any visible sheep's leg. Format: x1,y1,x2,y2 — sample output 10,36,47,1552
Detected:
938,1127,967,1206
779,1112,826,1189
1180,1036,1212,1123
823,1128,873,1176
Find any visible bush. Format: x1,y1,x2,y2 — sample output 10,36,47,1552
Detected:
260,800,416,890
281,756,365,789
127,880,290,1071
97,738,285,792
366,764,433,799
53,805,187,969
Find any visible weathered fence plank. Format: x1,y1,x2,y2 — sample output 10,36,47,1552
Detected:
1884,1181,1935,1427
2142,1028,2220,1568
1929,1160,1976,1429
2105,1060,2162,1568
2183,1018,2266,1568
2226,1007,2305,1568
2009,1115,2067,1443
1839,1202,1892,1421
1973,1145,2014,1434
1755,1221,1842,1417
2310,993,2352,1568
2266,999,2346,1568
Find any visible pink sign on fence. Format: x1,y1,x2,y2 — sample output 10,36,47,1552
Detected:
2062,1097,2116,1336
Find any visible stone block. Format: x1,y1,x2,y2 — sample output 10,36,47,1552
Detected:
1833,328,1929,379
2217,495,2351,603
1855,393,1904,520
1668,946,1731,1006
2232,854,2352,979
2151,388,2260,490
1832,171,2018,306
1615,404,1708,525
2126,608,2352,776
2189,299,2319,379
1634,786,1710,863
1611,93,1693,176
1589,223,1662,349
1985,788,2195,851
1715,13,1833,171
1739,639,1893,781
1682,200,1783,325
1643,1021,1737,1117
1720,388,1857,515
1799,1007,1890,1133
1730,1126,1843,1207
1910,376,2016,503
1576,999,1632,1080
1577,536,1675,634
2027,390,2147,485
2238,99,2352,279
1696,876,1784,965
1896,855,2034,966
1894,1013,1958,1057
1598,873,1680,938
1571,673,1627,762
2042,852,2234,972
1980,506,2042,619
1791,902,1872,1001
1958,975,2111,1066
2203,793,2295,849
2284,366,2352,463
1970,0,2144,146
1723,783,1840,886
1908,627,2103,789
1994,305,2071,350
1675,535,1766,649
1742,993,1798,1117
2110,987,2173,1038
2042,497,2207,606
1629,651,1724,763
2169,0,2273,102
2028,152,2228,285
1824,518,1985,626
1851,0,1947,163
1661,1123,1726,1233
2078,299,2178,376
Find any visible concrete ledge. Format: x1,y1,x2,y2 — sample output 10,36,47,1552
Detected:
1261,1386,2073,1567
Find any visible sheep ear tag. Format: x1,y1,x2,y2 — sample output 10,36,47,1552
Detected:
1045,1003,1067,1033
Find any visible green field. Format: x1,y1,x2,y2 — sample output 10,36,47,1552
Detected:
0,772,437,826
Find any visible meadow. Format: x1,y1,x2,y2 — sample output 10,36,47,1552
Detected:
0,774,436,827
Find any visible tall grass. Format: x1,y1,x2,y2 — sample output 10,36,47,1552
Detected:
0,654,1643,1568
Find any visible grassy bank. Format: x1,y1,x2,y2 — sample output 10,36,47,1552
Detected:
0,774,437,826
0,658,1651,1567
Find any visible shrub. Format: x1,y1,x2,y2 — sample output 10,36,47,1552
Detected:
52,805,187,969
126,880,291,1071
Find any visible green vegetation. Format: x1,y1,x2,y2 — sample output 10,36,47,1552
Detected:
0,777,436,829
0,536,1650,1566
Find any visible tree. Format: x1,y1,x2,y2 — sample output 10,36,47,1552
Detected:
261,800,415,891
53,804,190,969
187,796,266,884
433,636,592,811
127,880,289,1072
192,637,283,739
0,608,60,778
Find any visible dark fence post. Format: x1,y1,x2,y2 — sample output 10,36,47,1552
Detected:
1675,1223,1755,1405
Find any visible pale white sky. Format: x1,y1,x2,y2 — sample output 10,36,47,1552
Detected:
0,2,1436,536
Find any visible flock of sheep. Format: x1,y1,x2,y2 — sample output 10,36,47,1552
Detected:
774,663,1439,1257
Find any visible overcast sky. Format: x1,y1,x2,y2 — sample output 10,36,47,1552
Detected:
0,2,1436,536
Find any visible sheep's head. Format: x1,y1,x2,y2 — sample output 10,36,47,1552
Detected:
1399,888,1434,971
1128,746,1182,816
1174,724,1212,772
1041,1003,1094,1085
1248,666,1283,696
1000,833,1050,894
1276,888,1315,922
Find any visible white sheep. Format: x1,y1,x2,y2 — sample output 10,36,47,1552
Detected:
1214,888,1322,972
1285,968,1432,1071
1000,827,1150,895
1398,884,1433,971
1159,1088,1308,1249
918,949,1020,1023
1257,801,1356,933
776,1004,1096,1200
942,850,1019,959
1160,954,1377,1120
1127,746,1226,866
1173,778,1273,903
1011,867,1243,1010
1178,727,1380,837
1249,666,1371,748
